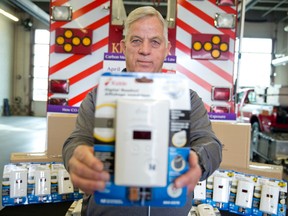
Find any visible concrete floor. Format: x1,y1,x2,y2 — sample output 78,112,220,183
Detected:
0,116,47,210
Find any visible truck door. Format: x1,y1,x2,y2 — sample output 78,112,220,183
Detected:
239,90,256,123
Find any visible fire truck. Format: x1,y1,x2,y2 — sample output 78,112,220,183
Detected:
46,0,238,156
237,86,288,165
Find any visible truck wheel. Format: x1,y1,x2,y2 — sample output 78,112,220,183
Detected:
251,122,260,145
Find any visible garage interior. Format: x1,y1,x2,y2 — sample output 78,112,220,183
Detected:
0,0,288,215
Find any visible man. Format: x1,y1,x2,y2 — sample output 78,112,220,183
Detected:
63,6,222,216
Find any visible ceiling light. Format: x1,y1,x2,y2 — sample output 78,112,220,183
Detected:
214,13,236,29
51,6,73,21
0,8,19,22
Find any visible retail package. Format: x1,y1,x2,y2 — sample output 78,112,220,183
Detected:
211,122,251,169
2,163,29,206
192,168,287,216
27,163,52,204
2,162,83,207
93,72,191,207
50,163,82,203
204,170,234,211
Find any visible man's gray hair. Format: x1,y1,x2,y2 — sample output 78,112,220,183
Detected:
123,6,169,46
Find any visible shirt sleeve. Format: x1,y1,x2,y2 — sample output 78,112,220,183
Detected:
189,89,222,181
62,88,97,170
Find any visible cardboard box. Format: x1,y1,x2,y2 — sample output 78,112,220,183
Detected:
211,121,251,169
10,152,63,163
221,162,284,180
47,113,77,156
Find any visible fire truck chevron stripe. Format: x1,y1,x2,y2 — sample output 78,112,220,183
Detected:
68,86,96,106
177,18,199,34
178,0,235,39
69,61,103,85
177,63,211,93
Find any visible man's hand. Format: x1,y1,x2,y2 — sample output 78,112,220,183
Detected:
68,145,110,194
174,151,202,193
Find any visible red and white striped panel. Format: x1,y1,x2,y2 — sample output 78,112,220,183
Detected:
48,0,110,108
176,0,237,112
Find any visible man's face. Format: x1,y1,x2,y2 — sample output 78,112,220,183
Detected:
120,16,171,73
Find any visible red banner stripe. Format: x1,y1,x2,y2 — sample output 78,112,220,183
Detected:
178,0,235,39
49,37,108,75
50,0,109,32
69,61,103,85
68,86,96,106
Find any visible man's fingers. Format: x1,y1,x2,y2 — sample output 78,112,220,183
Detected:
70,172,107,194
174,151,202,192
73,145,104,172
69,156,109,181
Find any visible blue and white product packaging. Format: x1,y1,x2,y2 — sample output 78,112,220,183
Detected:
2,163,28,206
27,163,52,204
252,177,287,216
192,180,207,206
50,163,75,203
93,72,191,207
206,169,233,211
228,172,255,215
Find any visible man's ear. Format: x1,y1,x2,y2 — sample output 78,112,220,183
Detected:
166,41,172,57
120,39,126,55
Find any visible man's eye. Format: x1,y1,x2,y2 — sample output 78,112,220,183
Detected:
151,40,160,47
131,39,141,44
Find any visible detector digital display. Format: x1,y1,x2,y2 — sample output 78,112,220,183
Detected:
133,131,151,140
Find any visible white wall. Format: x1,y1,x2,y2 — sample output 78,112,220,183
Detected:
0,3,15,115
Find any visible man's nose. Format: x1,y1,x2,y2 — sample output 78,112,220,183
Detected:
139,41,151,55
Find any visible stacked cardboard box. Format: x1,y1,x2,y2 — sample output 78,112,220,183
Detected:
10,113,77,163
212,121,283,180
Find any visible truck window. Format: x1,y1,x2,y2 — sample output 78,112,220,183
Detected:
237,92,244,103
247,91,256,103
